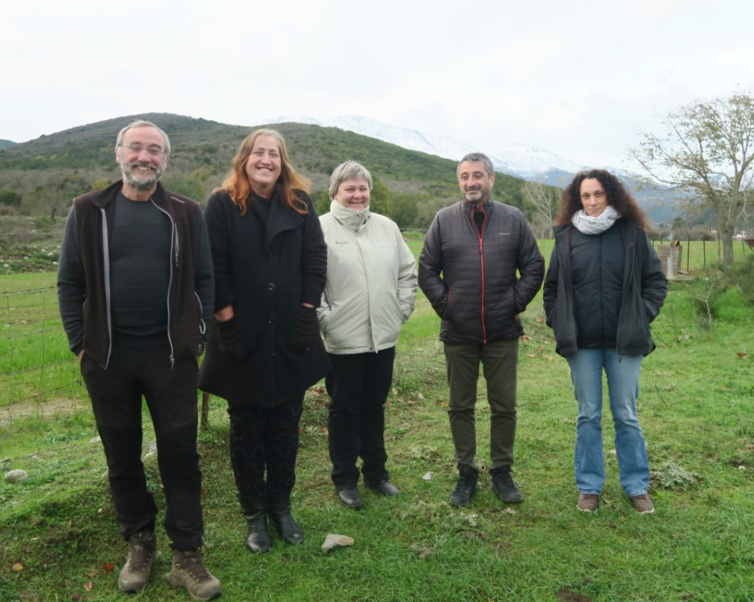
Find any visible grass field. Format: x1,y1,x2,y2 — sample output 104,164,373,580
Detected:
1,241,753,601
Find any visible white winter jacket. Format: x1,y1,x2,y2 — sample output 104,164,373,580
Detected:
318,201,417,354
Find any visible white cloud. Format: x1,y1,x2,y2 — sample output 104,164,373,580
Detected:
1,0,753,171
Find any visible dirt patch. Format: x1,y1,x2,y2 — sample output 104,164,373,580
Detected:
556,588,592,602
0,396,89,426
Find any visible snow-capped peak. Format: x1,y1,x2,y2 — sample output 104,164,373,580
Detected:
268,114,588,180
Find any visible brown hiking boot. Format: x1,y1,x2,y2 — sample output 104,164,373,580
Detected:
630,494,655,514
576,494,600,513
164,548,222,601
118,531,156,593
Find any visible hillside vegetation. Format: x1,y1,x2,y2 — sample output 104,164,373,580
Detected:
0,113,534,229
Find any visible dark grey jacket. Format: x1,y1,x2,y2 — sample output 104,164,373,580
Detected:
419,199,544,344
57,181,214,369
543,218,667,358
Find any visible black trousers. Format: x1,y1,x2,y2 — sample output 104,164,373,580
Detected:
228,395,304,506
81,346,203,551
326,347,395,488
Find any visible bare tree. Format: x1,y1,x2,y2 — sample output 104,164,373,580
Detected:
630,93,754,265
522,180,558,238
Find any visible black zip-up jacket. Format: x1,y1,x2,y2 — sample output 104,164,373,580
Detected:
57,181,214,368
419,198,544,344
543,218,667,358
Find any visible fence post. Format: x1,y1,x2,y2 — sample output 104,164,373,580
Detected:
687,234,691,273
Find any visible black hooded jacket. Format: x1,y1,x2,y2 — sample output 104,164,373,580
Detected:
543,218,667,358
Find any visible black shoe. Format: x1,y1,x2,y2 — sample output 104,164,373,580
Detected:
366,480,400,497
244,511,271,553
337,486,363,509
269,511,304,545
490,469,523,503
449,468,478,507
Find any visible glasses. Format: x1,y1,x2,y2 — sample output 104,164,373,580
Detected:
120,144,167,157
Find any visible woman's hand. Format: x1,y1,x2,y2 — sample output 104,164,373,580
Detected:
215,306,244,359
291,304,319,353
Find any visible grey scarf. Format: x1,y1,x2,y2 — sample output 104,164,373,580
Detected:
571,205,620,235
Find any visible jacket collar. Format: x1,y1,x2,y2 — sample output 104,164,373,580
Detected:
329,200,370,231
90,180,169,209
264,191,307,242
461,198,494,213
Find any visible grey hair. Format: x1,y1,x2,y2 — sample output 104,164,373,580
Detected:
115,120,171,155
457,152,494,177
329,161,373,198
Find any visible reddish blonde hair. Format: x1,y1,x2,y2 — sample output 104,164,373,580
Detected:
219,128,310,215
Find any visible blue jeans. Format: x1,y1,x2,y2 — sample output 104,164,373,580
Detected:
567,349,649,497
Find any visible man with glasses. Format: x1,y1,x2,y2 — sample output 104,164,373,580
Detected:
57,120,221,600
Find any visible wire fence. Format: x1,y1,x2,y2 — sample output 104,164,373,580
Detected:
1,284,84,425
2,240,751,423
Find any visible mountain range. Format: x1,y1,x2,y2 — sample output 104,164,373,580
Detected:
271,114,587,181
0,112,677,225
270,115,676,222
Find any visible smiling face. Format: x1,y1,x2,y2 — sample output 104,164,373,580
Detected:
116,125,168,199
579,178,609,217
244,135,282,198
458,160,494,205
333,177,370,211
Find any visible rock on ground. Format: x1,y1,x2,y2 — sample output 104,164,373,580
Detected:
4,469,28,483
322,534,354,553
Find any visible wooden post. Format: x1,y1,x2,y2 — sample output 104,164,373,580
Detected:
686,234,690,273
703,239,706,267
201,392,210,429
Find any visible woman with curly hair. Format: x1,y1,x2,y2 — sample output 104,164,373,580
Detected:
199,129,329,552
543,169,667,514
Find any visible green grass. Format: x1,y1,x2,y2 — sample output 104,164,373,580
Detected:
1,251,753,601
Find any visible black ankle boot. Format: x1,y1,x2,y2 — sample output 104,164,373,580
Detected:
241,499,271,553
268,496,304,545
245,511,271,553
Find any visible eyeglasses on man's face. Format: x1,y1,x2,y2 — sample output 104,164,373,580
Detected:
120,144,167,157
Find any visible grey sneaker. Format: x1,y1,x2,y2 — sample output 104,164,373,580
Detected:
164,549,222,601
630,494,655,514
118,531,156,593
577,493,600,513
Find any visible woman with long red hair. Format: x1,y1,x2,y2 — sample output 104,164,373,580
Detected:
200,128,329,552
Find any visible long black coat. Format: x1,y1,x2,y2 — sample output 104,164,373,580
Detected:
199,189,330,406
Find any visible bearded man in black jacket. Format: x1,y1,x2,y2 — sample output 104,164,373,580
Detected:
57,120,221,600
419,152,544,508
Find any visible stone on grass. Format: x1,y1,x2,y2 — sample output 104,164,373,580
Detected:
4,469,28,483
322,534,354,553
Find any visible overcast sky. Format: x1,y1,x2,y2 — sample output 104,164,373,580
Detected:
2,0,752,169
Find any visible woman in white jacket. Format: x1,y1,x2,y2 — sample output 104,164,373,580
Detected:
318,161,417,510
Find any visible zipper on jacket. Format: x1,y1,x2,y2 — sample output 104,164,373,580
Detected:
100,208,114,369
469,204,488,343
152,200,177,369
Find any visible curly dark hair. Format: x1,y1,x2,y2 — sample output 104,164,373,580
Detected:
556,169,648,229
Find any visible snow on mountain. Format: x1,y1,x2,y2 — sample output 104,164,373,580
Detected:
268,113,676,222
270,114,587,180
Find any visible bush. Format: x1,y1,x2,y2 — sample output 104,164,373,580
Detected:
0,189,22,207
